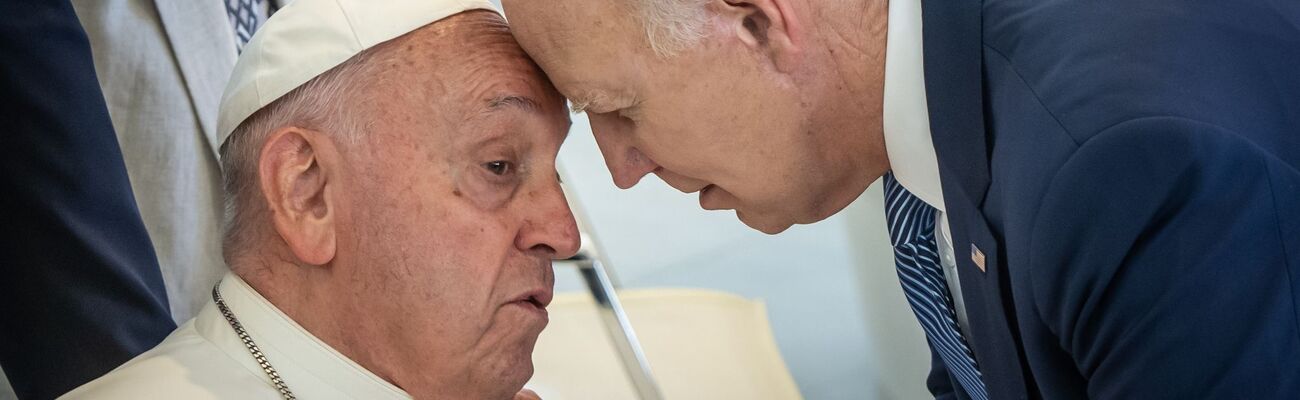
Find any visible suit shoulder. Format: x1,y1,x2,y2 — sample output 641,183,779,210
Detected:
1024,116,1287,302
1016,118,1300,398
981,0,1300,144
1032,117,1266,237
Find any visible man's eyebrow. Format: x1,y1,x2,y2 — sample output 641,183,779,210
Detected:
566,90,610,114
486,95,540,113
568,96,593,114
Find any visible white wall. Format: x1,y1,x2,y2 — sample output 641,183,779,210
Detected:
555,113,932,399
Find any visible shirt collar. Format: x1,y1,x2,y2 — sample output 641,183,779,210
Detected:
194,272,412,399
881,0,946,212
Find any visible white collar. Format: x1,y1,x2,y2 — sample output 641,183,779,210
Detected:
194,272,412,399
881,0,946,212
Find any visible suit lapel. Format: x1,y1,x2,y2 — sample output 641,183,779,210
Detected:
921,0,1034,398
922,0,989,206
154,0,237,160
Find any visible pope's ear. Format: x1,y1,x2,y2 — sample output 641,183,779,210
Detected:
256,127,339,266
713,0,802,72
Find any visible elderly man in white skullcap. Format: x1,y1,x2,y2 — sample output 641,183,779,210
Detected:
61,0,579,398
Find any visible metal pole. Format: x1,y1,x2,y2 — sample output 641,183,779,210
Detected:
553,171,663,399
557,254,664,400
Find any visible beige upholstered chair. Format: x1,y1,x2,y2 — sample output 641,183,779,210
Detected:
526,289,803,400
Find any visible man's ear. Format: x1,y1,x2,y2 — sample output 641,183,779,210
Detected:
713,0,802,72
257,127,340,266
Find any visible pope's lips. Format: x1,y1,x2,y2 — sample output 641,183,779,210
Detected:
506,288,553,316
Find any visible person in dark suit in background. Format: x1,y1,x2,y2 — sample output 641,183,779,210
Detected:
0,1,176,398
500,0,1300,398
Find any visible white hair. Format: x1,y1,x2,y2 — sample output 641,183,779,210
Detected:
219,45,387,261
629,0,712,56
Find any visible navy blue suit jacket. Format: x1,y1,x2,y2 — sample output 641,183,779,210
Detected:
0,1,176,398
919,0,1300,398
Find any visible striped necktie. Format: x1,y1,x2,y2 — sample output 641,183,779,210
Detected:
883,172,988,399
225,0,264,52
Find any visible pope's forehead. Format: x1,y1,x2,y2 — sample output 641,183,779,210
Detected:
394,11,524,68
361,12,560,110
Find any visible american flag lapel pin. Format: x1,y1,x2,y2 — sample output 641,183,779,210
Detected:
970,243,987,272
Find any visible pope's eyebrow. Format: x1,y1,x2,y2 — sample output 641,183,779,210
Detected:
486,95,540,113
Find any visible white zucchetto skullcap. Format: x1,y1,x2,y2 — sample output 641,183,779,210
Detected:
216,0,499,147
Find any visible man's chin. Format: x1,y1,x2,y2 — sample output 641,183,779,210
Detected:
736,210,795,235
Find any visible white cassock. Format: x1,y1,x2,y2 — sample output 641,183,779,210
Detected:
61,274,411,400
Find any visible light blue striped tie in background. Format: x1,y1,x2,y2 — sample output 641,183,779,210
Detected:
225,0,264,52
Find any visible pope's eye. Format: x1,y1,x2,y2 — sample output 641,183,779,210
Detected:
484,161,513,176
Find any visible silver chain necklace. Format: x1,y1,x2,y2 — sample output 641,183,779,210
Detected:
213,281,298,400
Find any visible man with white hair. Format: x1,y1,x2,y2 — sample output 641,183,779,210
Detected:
61,0,578,398
501,0,1300,398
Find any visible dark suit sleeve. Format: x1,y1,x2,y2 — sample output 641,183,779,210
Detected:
0,1,176,399
1027,117,1300,399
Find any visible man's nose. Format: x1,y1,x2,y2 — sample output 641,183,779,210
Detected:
515,181,581,260
588,112,658,189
